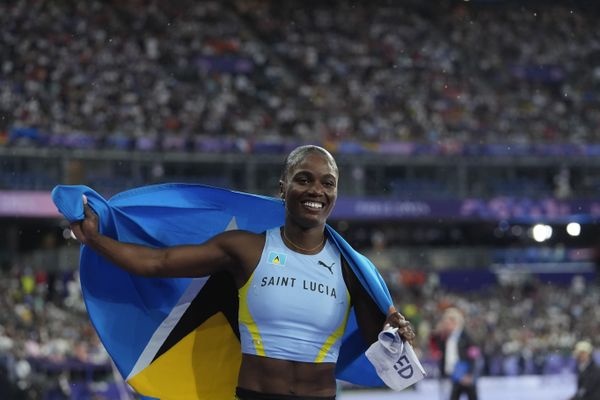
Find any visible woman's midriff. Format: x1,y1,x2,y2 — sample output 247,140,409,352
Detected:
237,354,337,397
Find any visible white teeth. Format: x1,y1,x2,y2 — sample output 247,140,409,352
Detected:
303,201,323,209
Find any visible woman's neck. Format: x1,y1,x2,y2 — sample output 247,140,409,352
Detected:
280,226,325,254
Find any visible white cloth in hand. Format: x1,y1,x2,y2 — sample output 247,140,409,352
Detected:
365,325,426,391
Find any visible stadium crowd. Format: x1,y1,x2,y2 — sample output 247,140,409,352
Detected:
2,0,600,397
1,0,600,152
397,275,598,376
0,264,110,399
1,252,596,394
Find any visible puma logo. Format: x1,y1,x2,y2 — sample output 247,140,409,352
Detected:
318,260,334,275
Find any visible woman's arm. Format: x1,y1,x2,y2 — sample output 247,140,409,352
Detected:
342,260,415,345
70,195,258,280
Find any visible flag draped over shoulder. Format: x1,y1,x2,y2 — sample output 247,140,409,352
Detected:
51,183,394,399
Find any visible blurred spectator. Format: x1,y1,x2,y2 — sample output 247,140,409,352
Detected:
570,340,600,400
431,307,479,400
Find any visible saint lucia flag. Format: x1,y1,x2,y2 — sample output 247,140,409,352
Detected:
51,183,394,399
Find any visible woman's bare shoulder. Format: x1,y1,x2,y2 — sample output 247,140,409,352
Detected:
213,229,267,258
216,229,265,243
215,229,267,284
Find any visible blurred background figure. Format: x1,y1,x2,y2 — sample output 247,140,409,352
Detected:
570,341,600,400
432,307,479,400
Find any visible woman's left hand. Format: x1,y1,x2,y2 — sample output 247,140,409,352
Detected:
385,305,416,346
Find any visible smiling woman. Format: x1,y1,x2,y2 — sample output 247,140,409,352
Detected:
279,146,339,249
69,145,415,400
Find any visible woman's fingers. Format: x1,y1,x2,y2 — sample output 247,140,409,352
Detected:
386,309,407,326
385,306,416,344
399,322,416,345
69,222,84,242
82,195,94,217
68,195,99,244
399,324,415,338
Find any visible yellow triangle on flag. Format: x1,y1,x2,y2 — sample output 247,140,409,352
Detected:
128,312,241,399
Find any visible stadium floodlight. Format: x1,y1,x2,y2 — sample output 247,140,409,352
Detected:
566,222,581,237
532,224,552,242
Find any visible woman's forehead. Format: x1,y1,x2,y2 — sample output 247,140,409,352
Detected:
289,153,338,175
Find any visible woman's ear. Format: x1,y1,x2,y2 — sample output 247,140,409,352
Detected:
279,180,286,200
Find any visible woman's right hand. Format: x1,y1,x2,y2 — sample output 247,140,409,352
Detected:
70,195,100,245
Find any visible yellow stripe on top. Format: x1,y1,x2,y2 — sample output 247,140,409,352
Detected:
314,288,351,363
238,271,265,356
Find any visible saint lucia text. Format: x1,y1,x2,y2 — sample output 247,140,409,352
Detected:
260,276,337,298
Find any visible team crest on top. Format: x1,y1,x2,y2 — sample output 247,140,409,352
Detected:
267,252,287,266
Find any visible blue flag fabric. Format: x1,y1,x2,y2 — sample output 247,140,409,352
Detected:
51,183,393,397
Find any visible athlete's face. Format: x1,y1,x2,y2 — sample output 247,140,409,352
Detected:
280,153,338,229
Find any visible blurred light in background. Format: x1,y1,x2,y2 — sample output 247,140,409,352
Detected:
532,224,553,242
566,222,581,237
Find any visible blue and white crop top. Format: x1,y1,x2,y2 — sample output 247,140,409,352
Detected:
238,227,351,363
